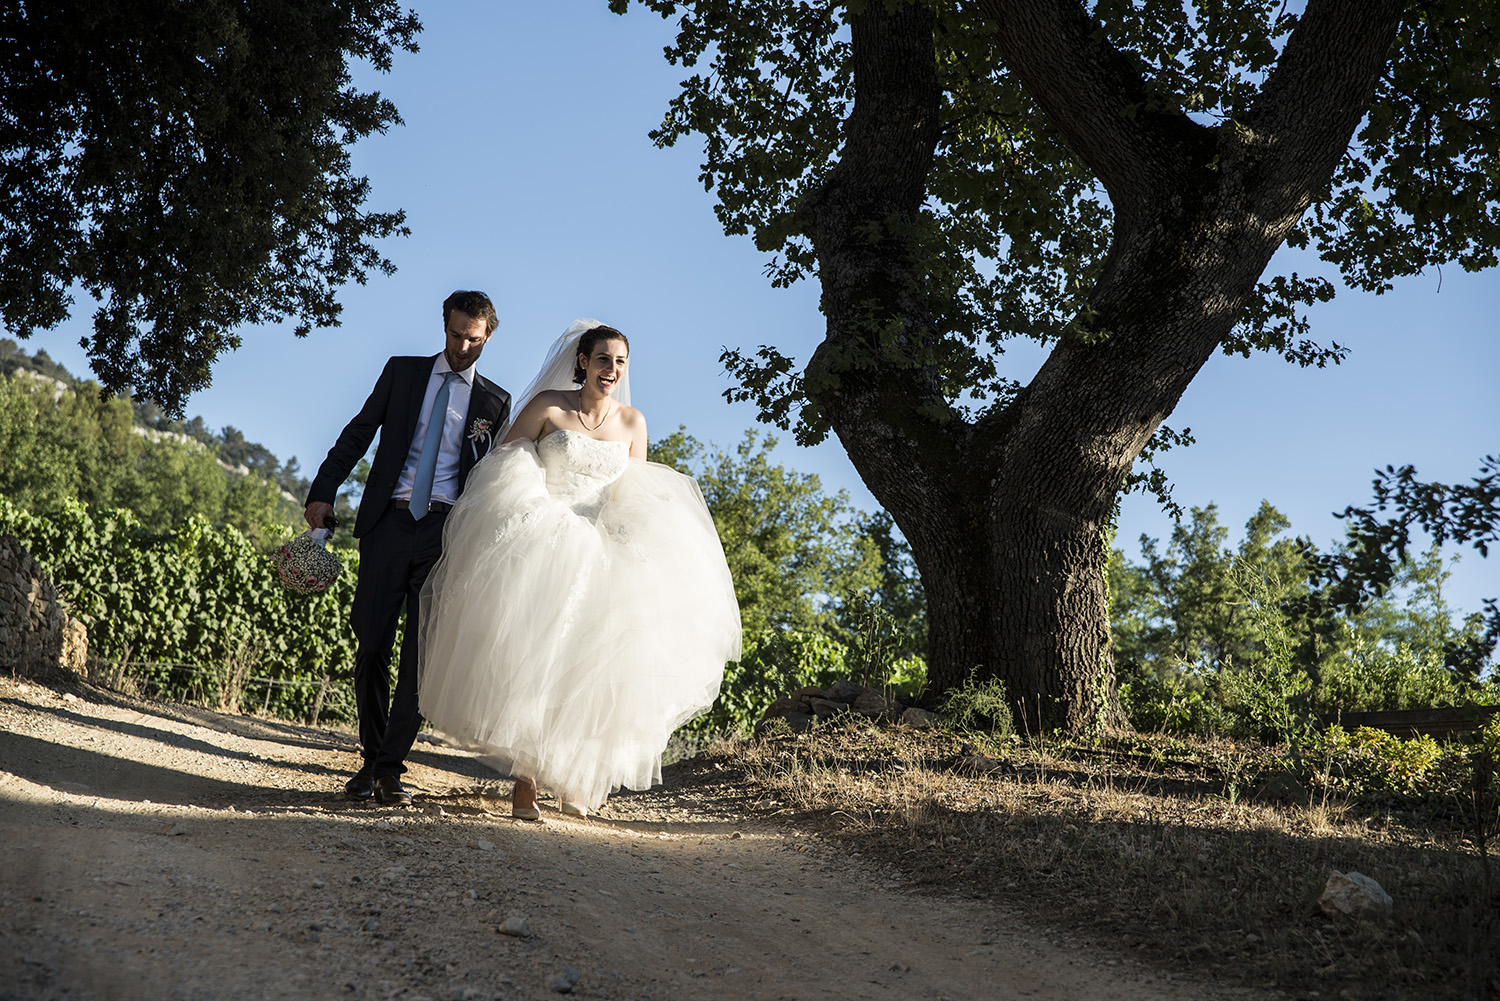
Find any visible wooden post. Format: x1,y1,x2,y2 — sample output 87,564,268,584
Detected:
309,674,331,726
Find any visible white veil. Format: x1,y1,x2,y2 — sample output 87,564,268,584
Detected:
500,318,632,437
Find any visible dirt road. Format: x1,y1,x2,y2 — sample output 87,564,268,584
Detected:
1,675,1246,1000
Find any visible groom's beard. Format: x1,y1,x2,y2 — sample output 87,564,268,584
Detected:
446,347,480,371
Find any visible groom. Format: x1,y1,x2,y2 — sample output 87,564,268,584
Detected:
305,290,511,806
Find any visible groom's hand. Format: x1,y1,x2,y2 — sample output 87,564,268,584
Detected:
304,501,336,531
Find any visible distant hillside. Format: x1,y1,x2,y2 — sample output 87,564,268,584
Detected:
0,339,309,503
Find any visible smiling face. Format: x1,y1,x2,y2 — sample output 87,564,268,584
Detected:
444,310,491,372
578,337,629,397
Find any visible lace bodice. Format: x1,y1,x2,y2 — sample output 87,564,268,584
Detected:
536,429,629,516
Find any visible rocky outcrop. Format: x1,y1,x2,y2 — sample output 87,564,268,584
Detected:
1,534,87,679
757,678,932,734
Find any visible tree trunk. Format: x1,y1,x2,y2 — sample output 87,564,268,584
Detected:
798,0,1405,731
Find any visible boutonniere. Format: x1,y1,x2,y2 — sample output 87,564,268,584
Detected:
467,418,492,459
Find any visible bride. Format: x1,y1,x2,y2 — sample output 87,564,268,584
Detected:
417,320,742,818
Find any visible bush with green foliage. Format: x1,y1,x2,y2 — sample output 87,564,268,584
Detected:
651,428,887,638
1282,721,1500,805
939,673,1016,741
1111,502,1312,685
1118,673,1229,737
687,629,849,734
886,654,929,699
1309,638,1472,716
0,496,360,720
650,427,934,734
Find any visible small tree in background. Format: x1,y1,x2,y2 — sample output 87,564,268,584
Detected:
652,428,885,638
1111,495,1497,734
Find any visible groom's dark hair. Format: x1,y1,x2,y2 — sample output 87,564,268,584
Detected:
573,324,628,383
443,290,499,334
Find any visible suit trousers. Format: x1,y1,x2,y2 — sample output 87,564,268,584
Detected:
350,502,448,777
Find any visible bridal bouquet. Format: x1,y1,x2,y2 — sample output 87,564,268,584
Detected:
271,529,342,596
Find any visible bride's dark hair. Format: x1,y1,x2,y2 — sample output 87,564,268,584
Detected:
573,324,628,383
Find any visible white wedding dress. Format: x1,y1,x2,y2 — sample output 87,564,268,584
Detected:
417,428,741,809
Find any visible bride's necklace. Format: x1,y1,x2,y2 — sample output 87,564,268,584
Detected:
577,390,612,432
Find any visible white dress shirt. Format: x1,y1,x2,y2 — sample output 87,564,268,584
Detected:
394,355,476,506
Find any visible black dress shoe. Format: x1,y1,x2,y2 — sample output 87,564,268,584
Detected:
344,764,374,801
374,774,413,806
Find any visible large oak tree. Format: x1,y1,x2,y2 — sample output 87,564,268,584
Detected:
0,0,419,414
611,0,1500,729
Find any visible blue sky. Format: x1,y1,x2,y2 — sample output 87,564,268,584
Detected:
27,2,1498,615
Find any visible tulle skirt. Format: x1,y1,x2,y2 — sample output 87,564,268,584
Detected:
417,440,741,808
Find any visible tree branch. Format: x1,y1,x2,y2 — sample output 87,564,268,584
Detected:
968,0,1211,229
793,2,983,567
798,2,941,236
798,0,948,426
1238,0,1404,223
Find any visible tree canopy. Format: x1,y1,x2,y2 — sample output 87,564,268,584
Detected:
617,0,1495,440
610,0,1500,728
0,0,420,414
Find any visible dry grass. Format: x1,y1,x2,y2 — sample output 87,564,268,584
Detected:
664,721,1500,1001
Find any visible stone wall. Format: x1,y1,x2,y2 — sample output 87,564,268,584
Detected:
1,534,88,679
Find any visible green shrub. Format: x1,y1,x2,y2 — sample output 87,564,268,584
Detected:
1120,673,1230,736
689,629,849,735
1291,725,1453,798
939,672,1015,739
1309,637,1473,714
1217,658,1312,743
886,653,928,698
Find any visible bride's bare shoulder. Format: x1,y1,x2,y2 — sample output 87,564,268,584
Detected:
532,389,573,407
504,389,575,444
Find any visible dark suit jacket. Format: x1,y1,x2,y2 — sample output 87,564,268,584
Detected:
307,355,511,538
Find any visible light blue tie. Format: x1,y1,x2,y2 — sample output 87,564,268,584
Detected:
409,372,458,519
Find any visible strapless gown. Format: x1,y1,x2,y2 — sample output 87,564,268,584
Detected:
417,429,741,808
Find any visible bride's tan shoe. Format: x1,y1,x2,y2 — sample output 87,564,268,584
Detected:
561,791,603,817
511,776,541,821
